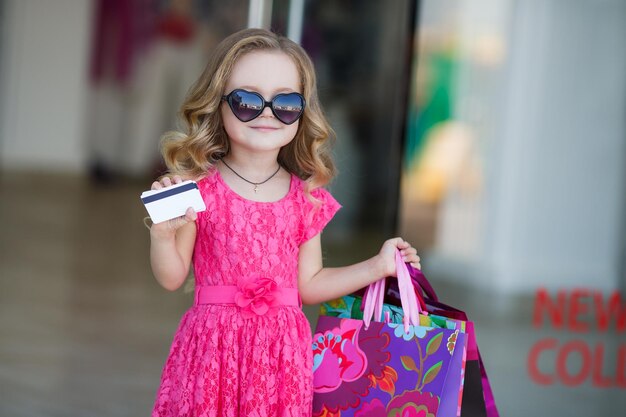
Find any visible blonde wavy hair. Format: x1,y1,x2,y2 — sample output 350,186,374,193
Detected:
160,28,336,191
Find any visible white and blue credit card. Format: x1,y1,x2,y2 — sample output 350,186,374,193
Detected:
140,180,206,224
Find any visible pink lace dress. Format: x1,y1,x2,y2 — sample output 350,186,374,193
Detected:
152,169,341,417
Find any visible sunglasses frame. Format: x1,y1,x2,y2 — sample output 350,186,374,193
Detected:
221,89,306,125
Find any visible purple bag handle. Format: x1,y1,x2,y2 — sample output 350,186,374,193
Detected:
479,350,500,417
407,263,439,302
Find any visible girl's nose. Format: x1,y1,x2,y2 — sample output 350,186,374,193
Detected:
260,103,274,118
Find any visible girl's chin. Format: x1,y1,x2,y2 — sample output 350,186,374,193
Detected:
235,138,293,152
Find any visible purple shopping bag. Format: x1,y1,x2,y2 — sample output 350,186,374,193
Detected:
312,251,467,417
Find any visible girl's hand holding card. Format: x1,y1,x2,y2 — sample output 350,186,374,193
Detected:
141,176,205,225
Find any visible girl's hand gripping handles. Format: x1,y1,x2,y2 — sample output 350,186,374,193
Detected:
363,250,422,332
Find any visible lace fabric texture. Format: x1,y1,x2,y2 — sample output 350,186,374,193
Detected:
152,170,341,417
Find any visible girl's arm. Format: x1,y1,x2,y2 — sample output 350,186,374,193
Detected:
297,234,421,305
149,176,198,291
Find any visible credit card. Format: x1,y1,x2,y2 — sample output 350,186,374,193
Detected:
140,180,206,224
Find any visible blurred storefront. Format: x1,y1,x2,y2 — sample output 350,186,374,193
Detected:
399,0,626,296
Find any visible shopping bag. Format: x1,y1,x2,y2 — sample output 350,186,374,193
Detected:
319,281,468,416
312,251,467,417
404,265,499,417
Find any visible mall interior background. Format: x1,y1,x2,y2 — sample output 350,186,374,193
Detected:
0,0,625,415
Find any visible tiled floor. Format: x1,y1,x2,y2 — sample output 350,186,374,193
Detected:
1,172,624,416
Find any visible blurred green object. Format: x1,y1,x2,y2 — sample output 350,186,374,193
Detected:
405,51,456,169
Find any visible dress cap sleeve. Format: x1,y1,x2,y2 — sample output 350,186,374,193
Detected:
301,187,341,244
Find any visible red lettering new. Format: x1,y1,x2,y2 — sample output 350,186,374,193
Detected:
533,288,566,329
595,291,626,332
568,288,590,332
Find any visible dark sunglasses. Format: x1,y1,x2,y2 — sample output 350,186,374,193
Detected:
222,89,305,125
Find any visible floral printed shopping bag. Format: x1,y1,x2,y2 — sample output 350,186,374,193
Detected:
312,251,467,417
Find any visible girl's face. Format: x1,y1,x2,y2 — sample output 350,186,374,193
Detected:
221,50,302,155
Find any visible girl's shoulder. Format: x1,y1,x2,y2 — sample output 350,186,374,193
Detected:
190,169,220,204
290,175,340,208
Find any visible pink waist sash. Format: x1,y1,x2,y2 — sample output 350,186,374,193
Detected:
194,285,301,308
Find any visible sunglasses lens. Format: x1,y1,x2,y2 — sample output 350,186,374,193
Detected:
229,90,263,122
272,93,304,124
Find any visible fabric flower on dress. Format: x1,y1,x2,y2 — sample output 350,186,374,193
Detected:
234,276,280,319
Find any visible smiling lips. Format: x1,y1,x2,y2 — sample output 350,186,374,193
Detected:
251,125,279,132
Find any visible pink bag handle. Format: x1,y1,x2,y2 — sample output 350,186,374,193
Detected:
363,250,421,331
396,250,420,332
362,278,384,328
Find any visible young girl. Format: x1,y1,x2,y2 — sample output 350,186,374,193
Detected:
149,28,421,416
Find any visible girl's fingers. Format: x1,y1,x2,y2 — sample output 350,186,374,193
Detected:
386,237,409,248
185,207,197,221
153,175,184,191
165,208,197,230
167,215,188,231
404,253,420,263
406,253,420,262
402,247,417,256
386,237,422,269
400,243,420,264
